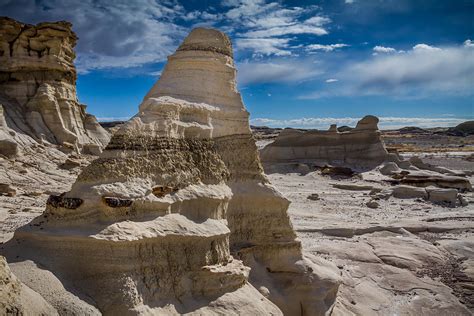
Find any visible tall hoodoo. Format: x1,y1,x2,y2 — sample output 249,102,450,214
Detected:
6,27,339,314
0,17,109,154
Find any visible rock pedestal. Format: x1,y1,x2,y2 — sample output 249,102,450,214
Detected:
6,28,339,315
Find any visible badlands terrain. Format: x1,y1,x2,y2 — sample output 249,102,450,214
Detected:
0,17,473,316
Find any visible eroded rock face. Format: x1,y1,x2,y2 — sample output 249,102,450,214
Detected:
5,27,339,314
0,256,57,315
0,17,109,156
260,115,388,171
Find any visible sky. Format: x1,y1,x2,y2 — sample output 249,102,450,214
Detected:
1,0,473,129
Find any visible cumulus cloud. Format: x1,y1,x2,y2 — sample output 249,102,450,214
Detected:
250,116,469,129
373,45,396,53
463,39,474,47
227,0,330,56
306,43,349,52
237,59,322,85
412,43,441,51
301,41,474,98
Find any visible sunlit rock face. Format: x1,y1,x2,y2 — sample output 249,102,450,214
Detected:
0,17,109,155
7,27,339,315
260,115,389,170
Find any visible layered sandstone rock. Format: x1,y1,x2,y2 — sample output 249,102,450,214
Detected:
0,256,57,315
0,17,109,156
260,115,388,171
4,28,339,314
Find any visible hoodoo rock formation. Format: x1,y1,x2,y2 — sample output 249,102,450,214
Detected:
3,28,340,314
0,17,109,156
260,115,388,171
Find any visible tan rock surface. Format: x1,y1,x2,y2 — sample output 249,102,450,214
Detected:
2,27,339,315
260,115,388,171
0,256,58,315
0,17,109,156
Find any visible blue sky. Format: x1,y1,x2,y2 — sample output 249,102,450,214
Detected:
2,0,473,129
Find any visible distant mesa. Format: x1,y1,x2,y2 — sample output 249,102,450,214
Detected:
0,17,109,157
260,115,389,171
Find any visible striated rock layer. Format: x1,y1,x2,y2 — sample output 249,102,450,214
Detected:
4,28,340,314
0,17,109,155
0,256,57,315
260,115,389,171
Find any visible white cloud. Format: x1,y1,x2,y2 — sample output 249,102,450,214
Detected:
305,16,331,26
325,78,338,83
464,39,474,47
373,45,396,53
236,38,292,56
226,1,329,56
250,116,470,129
301,42,474,98
412,43,442,51
306,43,349,52
237,59,322,85
243,24,327,38
149,71,162,77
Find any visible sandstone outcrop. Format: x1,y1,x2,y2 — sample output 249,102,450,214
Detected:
260,115,388,171
4,27,339,315
0,17,109,156
0,256,57,315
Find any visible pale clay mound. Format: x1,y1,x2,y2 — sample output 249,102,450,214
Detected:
1,27,340,315
0,17,110,157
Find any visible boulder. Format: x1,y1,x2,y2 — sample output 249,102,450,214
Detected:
426,187,459,206
379,162,401,175
366,200,380,208
392,185,428,200
400,171,472,191
0,183,16,196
